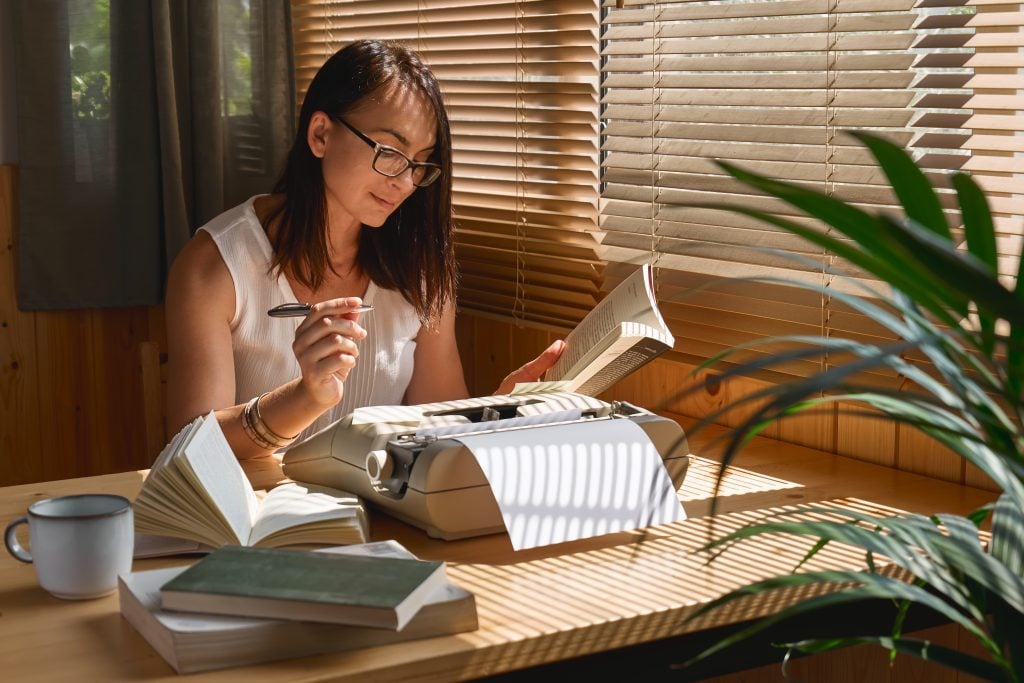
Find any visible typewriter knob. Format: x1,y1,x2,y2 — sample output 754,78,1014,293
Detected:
366,449,394,484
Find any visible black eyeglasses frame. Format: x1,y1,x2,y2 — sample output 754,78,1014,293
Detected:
330,115,442,188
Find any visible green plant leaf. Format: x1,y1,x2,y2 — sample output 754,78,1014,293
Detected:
705,507,1024,616
672,130,1024,681
709,164,972,320
990,494,1024,577
706,521,973,614
1011,241,1024,400
953,172,997,275
782,636,1011,682
683,571,1002,669
878,214,1024,328
953,172,998,355
850,131,951,240
969,504,994,528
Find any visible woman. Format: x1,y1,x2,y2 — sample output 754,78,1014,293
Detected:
165,40,563,459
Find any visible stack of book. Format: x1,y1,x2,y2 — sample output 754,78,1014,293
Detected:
119,540,478,673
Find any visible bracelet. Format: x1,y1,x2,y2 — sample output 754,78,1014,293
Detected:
251,392,299,448
241,396,277,451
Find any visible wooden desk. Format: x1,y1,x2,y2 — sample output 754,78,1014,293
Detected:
0,427,996,682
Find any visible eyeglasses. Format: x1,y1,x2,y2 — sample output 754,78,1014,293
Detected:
331,116,443,188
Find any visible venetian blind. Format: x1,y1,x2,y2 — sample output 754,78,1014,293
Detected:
290,0,603,329
601,0,1023,385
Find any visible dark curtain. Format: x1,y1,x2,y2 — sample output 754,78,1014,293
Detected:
12,0,295,309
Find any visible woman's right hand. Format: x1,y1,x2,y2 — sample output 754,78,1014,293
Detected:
292,297,368,408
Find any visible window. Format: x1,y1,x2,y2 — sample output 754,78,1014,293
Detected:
68,0,111,184
601,0,1024,385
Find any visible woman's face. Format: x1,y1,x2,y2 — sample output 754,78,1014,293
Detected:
308,83,438,232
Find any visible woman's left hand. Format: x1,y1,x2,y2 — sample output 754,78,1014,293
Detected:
494,340,566,395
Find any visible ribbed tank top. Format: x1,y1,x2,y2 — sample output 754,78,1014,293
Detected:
199,196,422,442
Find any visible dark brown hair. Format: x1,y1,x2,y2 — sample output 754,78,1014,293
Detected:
267,39,455,323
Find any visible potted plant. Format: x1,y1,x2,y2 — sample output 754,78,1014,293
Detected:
678,132,1024,681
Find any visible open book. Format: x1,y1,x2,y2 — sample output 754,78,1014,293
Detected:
133,413,367,548
119,541,477,673
545,263,674,396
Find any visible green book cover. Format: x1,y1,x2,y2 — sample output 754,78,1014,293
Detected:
160,545,446,628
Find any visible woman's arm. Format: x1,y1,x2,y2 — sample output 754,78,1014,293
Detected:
165,232,366,459
403,302,469,405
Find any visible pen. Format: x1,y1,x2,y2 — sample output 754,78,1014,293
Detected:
267,302,374,318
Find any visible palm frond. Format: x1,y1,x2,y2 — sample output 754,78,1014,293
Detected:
782,637,1011,682
675,130,1024,679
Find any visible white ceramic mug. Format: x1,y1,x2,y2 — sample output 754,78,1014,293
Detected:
4,494,134,600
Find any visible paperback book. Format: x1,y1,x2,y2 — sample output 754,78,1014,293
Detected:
160,544,447,630
546,262,674,396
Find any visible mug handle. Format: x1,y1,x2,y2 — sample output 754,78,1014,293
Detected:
4,516,32,563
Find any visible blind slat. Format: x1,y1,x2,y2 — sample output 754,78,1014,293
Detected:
602,0,1023,384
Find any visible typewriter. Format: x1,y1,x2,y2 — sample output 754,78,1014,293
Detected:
282,391,693,540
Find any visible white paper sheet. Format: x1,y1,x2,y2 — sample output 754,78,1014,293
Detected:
510,380,570,394
455,418,685,550
351,405,424,425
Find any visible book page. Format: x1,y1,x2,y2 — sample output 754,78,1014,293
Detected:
149,418,202,474
135,416,241,547
549,263,668,380
134,465,235,548
351,405,424,425
248,482,362,546
317,540,417,560
175,413,259,546
563,322,672,395
133,533,210,559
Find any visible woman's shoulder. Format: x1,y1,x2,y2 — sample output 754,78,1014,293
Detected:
197,196,264,241
168,228,231,299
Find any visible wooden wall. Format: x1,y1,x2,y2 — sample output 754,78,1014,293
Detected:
0,165,166,487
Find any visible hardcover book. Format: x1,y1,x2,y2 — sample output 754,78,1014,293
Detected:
160,544,447,630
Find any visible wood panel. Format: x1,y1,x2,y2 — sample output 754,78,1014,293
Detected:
470,313,514,397
33,309,95,481
0,166,42,484
0,165,164,486
836,400,897,468
897,424,965,485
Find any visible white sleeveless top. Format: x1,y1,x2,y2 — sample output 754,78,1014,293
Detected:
199,196,422,441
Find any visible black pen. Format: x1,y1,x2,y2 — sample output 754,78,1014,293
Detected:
267,302,374,318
